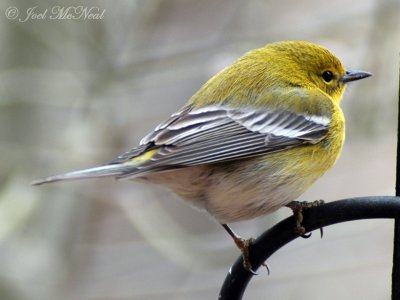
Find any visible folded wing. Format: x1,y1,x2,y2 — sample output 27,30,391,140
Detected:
111,102,331,178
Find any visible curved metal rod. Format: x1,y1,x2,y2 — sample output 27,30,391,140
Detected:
219,196,400,300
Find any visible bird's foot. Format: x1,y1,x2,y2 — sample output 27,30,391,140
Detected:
222,224,270,274
286,200,325,238
234,237,257,274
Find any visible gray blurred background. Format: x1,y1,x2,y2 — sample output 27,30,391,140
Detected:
0,0,399,299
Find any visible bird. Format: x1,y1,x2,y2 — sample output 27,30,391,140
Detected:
32,41,372,272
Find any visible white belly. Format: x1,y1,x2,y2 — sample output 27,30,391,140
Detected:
137,158,318,224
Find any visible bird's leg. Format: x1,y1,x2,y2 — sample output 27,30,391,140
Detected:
286,200,325,238
221,224,269,274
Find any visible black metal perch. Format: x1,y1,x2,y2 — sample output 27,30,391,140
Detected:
219,196,400,300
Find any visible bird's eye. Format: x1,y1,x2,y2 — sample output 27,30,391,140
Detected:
322,70,334,83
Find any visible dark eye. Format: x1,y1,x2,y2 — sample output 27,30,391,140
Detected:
322,70,334,82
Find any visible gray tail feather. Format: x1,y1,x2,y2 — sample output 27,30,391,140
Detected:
31,164,135,186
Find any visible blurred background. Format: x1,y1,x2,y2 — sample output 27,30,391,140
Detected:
0,0,399,299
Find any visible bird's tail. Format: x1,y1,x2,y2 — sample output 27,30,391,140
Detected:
31,163,135,186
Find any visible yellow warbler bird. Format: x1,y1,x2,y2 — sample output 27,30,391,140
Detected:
33,41,371,272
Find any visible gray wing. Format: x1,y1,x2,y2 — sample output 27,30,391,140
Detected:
110,104,331,176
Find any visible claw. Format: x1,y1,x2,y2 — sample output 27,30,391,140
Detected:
248,267,258,275
301,232,312,239
262,262,271,275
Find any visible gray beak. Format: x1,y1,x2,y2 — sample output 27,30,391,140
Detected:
341,69,372,83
